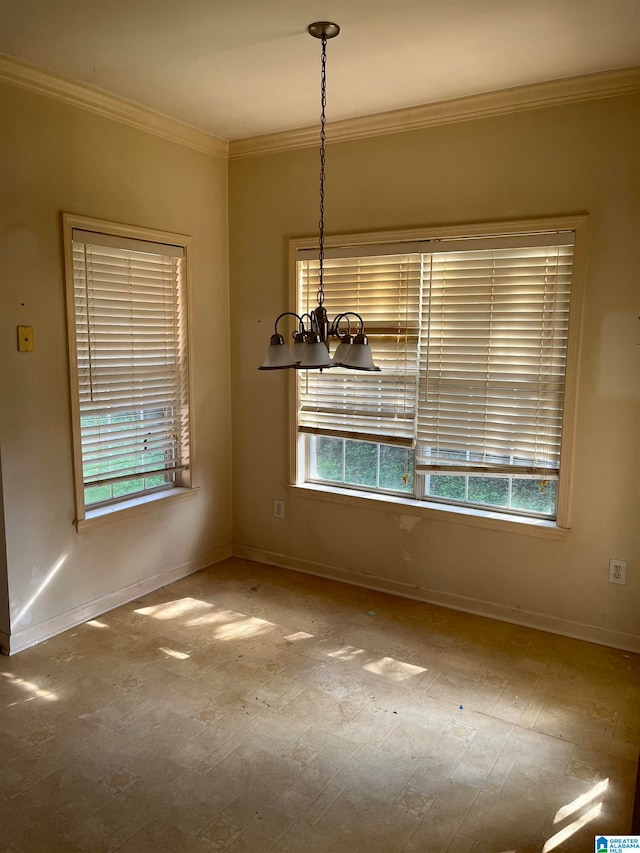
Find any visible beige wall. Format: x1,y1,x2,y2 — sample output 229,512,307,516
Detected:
1,80,637,654
229,94,640,649
0,83,232,649
0,450,8,635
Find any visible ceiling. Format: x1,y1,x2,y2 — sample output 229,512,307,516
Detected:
1,0,639,142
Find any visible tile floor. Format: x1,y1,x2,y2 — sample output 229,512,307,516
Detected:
0,556,638,852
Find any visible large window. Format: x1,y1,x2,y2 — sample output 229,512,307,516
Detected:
293,218,586,529
63,215,193,524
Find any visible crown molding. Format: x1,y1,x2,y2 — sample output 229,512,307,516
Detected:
3,53,638,163
0,54,228,160
229,65,640,160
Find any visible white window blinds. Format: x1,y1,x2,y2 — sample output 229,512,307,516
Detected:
71,229,190,503
416,236,574,475
295,232,575,476
297,254,421,445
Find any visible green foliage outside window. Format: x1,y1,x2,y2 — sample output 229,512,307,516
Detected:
380,445,414,492
313,436,556,516
510,478,557,514
315,436,414,493
426,473,556,515
81,413,174,507
345,441,377,487
468,476,509,507
315,437,342,482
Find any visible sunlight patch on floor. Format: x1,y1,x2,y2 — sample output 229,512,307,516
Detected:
212,616,276,641
0,671,57,702
135,599,285,640
159,646,190,660
326,645,366,661
135,597,213,620
185,608,249,627
542,777,609,852
364,656,427,682
554,777,609,824
543,801,603,851
284,631,315,642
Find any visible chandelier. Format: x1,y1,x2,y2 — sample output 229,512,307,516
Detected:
259,22,380,372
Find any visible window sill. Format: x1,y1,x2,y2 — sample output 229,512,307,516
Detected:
76,486,200,532
289,482,570,540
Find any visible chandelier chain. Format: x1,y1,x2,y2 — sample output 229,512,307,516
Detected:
258,23,379,372
317,34,327,306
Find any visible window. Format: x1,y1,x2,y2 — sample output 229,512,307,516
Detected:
293,218,586,530
63,215,193,524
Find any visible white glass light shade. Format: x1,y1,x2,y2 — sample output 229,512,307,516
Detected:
331,337,352,366
296,340,334,369
258,334,298,370
291,333,307,363
337,333,381,371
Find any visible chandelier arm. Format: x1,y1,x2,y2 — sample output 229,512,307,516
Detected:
299,312,313,332
331,311,364,336
330,312,348,337
273,311,303,335
330,312,351,339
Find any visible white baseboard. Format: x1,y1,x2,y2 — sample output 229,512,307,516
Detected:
2,544,232,655
5,542,636,656
233,544,640,654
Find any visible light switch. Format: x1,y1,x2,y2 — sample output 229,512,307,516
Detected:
18,326,34,352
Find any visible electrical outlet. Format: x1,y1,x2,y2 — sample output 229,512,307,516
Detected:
608,558,627,584
273,499,285,519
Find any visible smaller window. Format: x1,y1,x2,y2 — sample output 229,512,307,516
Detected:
63,215,193,523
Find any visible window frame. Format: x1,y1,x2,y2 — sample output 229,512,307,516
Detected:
289,215,588,535
62,213,196,528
